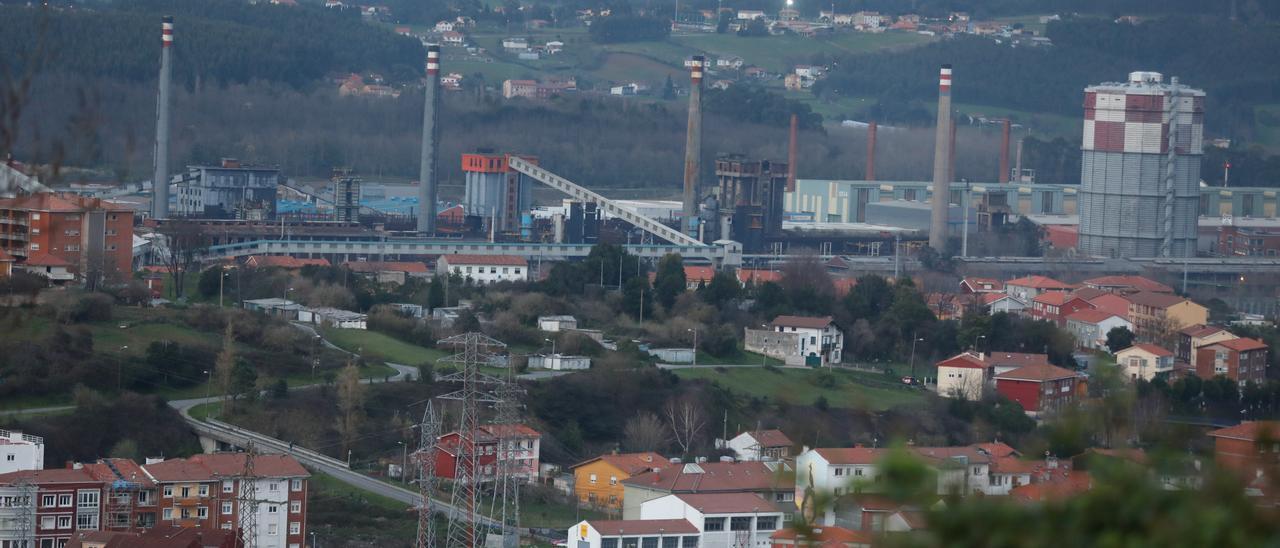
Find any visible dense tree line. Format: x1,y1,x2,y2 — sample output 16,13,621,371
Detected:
588,15,671,43
705,85,824,131
0,1,425,89
816,16,1280,142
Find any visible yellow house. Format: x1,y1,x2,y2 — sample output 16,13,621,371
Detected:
1127,291,1208,339
570,452,665,512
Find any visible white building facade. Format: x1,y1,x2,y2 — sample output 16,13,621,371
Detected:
438,254,529,285
0,430,43,475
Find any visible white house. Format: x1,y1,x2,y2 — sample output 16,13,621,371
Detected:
0,429,43,474
567,519,700,548
435,20,455,32
1115,344,1174,382
641,493,784,548
793,65,824,79
1004,275,1073,303
302,307,368,329
502,37,529,50
538,315,579,332
1064,309,1133,350
716,56,744,69
441,31,465,45
722,430,793,462
935,352,988,400
437,254,528,284
795,447,887,517
528,354,591,371
744,316,844,366
980,293,1027,315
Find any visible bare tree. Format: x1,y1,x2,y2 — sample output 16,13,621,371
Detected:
335,360,366,455
157,220,209,300
664,396,706,457
623,411,669,453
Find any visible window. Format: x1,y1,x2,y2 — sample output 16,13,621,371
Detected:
31,213,40,220
268,505,279,514
197,506,208,519
180,487,190,498
290,500,301,513
502,267,509,274
29,243,38,251
269,482,280,492
703,517,726,531
775,492,794,502
164,486,174,497
515,268,522,275
63,229,79,236
221,523,232,530
223,480,234,493
162,508,173,520
601,539,619,548
756,516,778,530
609,476,617,486
854,468,864,477
56,516,71,529
729,517,752,531
198,485,209,497
642,538,658,548
41,516,55,530
222,502,233,515
682,537,699,548
58,494,72,507
291,479,303,492
42,495,55,507
662,537,680,548
589,473,597,484
76,513,98,530
267,523,279,536
77,490,99,508
180,508,191,519
30,228,39,235
290,522,301,535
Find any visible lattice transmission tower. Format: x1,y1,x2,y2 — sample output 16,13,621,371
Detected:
237,442,260,548
415,401,443,548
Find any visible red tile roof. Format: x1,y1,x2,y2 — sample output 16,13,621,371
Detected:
995,363,1081,382
342,261,429,274
984,352,1052,369
981,293,1022,306
673,492,777,513
812,447,887,465
1126,291,1191,309
1032,292,1074,306
990,456,1039,474
1084,275,1173,293
244,255,331,269
439,254,528,266
1180,324,1230,337
0,192,131,213
1210,337,1269,352
1004,275,1073,290
144,453,309,481
622,461,792,492
960,277,1004,292
0,467,100,484
1010,470,1091,503
586,519,698,536
909,446,991,465
974,442,1020,458
745,429,793,448
1208,421,1280,442
770,526,877,545
23,252,73,267
1064,309,1123,324
1086,293,1132,317
684,265,716,283
736,269,781,285
1119,343,1173,357
1069,287,1109,301
573,452,666,475
771,315,834,329
481,423,542,439
936,352,985,370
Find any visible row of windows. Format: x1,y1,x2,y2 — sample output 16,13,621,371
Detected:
38,513,95,530
703,515,777,531
600,536,699,548
453,266,524,275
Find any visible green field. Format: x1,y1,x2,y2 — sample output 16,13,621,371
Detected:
673,366,923,410
1255,103,1280,148
322,327,448,366
673,31,933,73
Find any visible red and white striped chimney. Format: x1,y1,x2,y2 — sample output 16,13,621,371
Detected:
162,16,174,47
928,64,954,251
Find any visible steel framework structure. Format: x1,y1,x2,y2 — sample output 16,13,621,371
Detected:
415,401,443,548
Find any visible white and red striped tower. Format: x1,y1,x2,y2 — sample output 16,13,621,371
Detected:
682,55,704,238
418,44,441,235
928,64,953,251
151,16,174,219
1078,71,1205,258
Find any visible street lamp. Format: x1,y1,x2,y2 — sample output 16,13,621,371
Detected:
398,441,408,485
545,337,556,357
204,369,212,405
909,335,924,380
688,328,698,367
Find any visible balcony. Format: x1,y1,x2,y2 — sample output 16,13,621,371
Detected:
0,216,28,226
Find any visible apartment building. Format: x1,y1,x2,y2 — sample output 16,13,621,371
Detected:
1126,292,1208,338
436,254,529,284
0,193,134,283
434,424,542,482
1195,338,1270,386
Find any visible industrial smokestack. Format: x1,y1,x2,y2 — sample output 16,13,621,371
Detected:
999,119,1011,184
787,114,798,192
682,55,704,238
948,118,957,185
865,121,877,181
151,16,174,220
417,44,441,235
928,64,953,251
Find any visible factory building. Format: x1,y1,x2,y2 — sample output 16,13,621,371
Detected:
1078,71,1204,258
173,158,281,220
864,200,973,233
332,171,361,223
709,155,787,252
462,152,537,234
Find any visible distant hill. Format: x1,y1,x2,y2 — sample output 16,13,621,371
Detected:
0,0,425,89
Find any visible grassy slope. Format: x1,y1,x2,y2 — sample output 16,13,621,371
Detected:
321,327,448,366
673,366,923,410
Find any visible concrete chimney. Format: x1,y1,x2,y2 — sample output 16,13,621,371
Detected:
151,16,174,220
417,44,441,235
786,114,798,192
928,64,953,251
682,55,704,238
865,121,877,181
948,118,957,185
999,119,1011,184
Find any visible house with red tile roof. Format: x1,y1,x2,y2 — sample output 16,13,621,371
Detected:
1029,291,1095,326
1078,291,1132,320
1004,275,1075,302
570,452,666,511
621,461,794,519
1176,324,1238,367
959,277,1003,293
745,316,844,366
723,430,794,462
837,495,928,534
1127,291,1208,337
1064,309,1133,350
17,251,75,282
1207,421,1280,478
434,423,541,482
1195,338,1269,384
935,352,988,400
1115,343,1174,381
1010,469,1091,503
979,293,1027,315
995,364,1086,416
